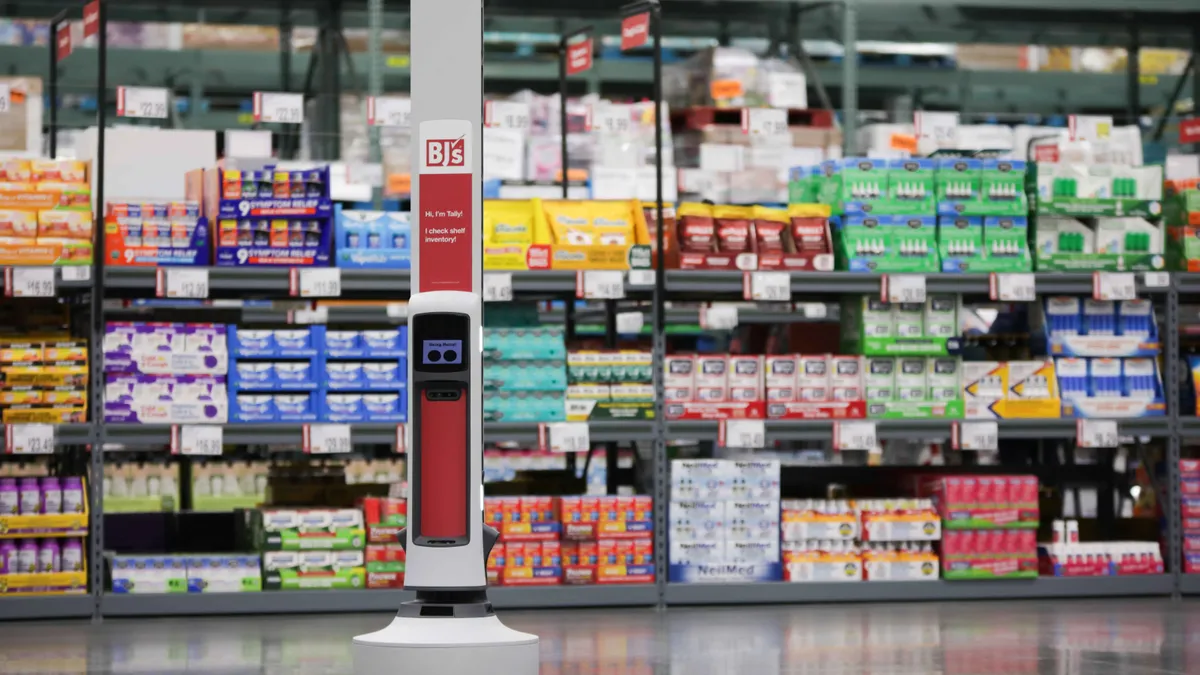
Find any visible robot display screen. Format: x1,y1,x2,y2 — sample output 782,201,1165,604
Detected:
422,340,463,365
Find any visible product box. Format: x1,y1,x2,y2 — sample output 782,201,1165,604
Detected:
111,555,189,594
782,546,864,582
727,460,781,501
941,528,1037,580
185,555,263,593
324,328,407,359
229,326,324,359
862,548,939,581
924,475,1039,529
727,355,764,402
321,392,407,423
103,322,228,376
671,460,728,501
246,508,366,551
669,501,725,542
104,201,210,267
103,373,228,424
262,550,366,590
334,207,410,269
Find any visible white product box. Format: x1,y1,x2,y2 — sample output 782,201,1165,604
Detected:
797,354,829,402
670,540,726,565
727,460,781,500
664,354,695,402
185,555,262,593
862,299,893,337
896,358,927,401
784,559,864,583
1008,360,1056,399
927,358,960,401
699,144,745,172
670,501,726,542
725,540,781,564
725,501,781,541
262,550,365,571
865,357,895,401
671,460,728,501
864,559,938,582
694,355,728,402
727,355,764,402
829,355,863,401
924,295,958,338
893,303,925,338
765,355,799,402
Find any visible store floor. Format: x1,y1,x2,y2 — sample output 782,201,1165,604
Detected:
2,598,1198,673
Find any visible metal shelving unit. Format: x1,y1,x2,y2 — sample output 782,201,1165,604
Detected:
0,595,96,620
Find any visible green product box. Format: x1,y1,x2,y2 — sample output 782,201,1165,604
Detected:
265,567,366,590
942,517,1039,531
262,550,366,591
1033,162,1163,219
859,337,956,357
366,561,406,574
866,398,964,420
935,158,982,204
248,508,367,551
884,158,936,214
942,566,1037,581
938,215,1033,273
1165,188,1200,226
835,214,939,273
788,166,821,204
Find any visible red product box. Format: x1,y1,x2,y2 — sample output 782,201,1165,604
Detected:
1183,517,1200,533
580,497,601,523
366,545,406,564
382,498,407,525
615,496,637,523
599,496,622,523
367,571,405,589
484,498,504,527
1185,535,1200,552
578,541,599,566
597,539,618,565
634,496,653,522
1183,497,1200,518
1013,476,1038,505
541,540,562,567
487,568,501,585
561,541,578,566
1182,479,1200,497
518,498,537,524
560,496,582,524
633,539,653,565
361,496,382,525
1181,459,1200,476
614,540,635,565
488,542,506,569
504,542,528,568
1185,553,1200,574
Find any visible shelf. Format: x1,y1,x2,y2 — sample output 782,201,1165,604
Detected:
664,575,1175,606
0,594,94,620
1174,274,1200,295
668,418,1173,443
100,584,657,616
1181,574,1200,595
101,421,657,448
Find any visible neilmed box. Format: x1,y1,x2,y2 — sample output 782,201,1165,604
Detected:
670,501,726,542
671,460,728,501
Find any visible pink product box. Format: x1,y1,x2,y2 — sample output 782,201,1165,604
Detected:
727,356,764,402
1182,479,1200,497
1184,535,1200,553
765,355,798,402
1182,517,1200,533
694,355,728,402
1183,497,1200,518
1181,459,1200,476
1186,553,1200,574
664,355,694,402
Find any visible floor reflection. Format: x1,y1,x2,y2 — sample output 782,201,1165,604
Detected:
0,599,1194,674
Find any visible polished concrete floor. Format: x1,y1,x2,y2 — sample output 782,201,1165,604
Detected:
1,599,1198,673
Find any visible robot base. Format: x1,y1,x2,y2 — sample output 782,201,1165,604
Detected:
353,615,539,675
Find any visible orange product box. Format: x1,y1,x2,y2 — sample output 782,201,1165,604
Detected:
269,220,290,248
633,539,653,565
43,388,86,406
505,541,529,568
578,541,598,566
597,539,618,565
541,540,562,567
614,540,635,565
561,541,578,566
367,571,405,589
0,210,38,238
0,160,31,182
500,497,523,524
0,388,43,405
36,183,91,209
518,497,538,524
616,496,638,522
559,496,581,523
0,343,42,363
634,495,653,522
217,220,239,247
484,498,504,527
580,497,601,523
536,496,557,523
487,568,501,585
43,342,87,362
221,170,243,200
599,496,622,523
487,542,505,569
37,210,93,240
31,160,86,183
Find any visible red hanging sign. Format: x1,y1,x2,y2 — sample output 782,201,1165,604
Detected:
83,1,101,39
56,23,72,62
565,37,593,75
1181,118,1200,145
620,12,651,51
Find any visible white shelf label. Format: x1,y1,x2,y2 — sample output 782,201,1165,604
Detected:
547,422,590,453
579,271,624,299
176,425,223,456
589,103,632,135
1143,272,1170,289
60,266,90,282
117,86,169,119
395,423,407,454
989,272,1035,302
742,108,788,139
0,84,9,114
745,271,791,302
767,72,807,109
6,424,54,455
8,267,55,297
1077,419,1119,449
915,111,959,150
291,307,329,325
306,424,353,455
799,303,827,319
722,419,766,449
483,272,513,302
616,311,644,334
701,304,739,330
1070,115,1112,143
159,268,209,299
485,101,531,130
254,92,305,124
296,268,341,297
627,269,656,287
956,421,998,451
367,95,411,127
1093,272,1136,301
834,421,878,452
885,274,926,304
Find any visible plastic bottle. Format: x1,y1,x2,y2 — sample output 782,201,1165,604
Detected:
17,539,38,573
62,477,84,514
18,477,42,514
40,477,62,515
37,539,60,573
0,540,16,573
61,538,83,573
0,478,18,515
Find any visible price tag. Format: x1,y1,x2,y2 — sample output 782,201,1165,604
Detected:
60,266,90,282
799,303,827,319
767,72,807,109
589,104,632,135
1069,115,1112,143
1093,272,1136,301
395,424,407,454
1077,419,1119,448
254,92,305,124
1143,272,1170,289
158,268,209,299
290,307,329,325
834,421,878,452
546,422,590,453
627,269,656,287
914,111,959,150
0,84,11,114
7,267,55,297
742,108,788,139
175,425,223,456
295,268,342,297
616,311,644,334
367,95,411,127
117,86,169,119
721,419,765,449
884,274,926,304
990,272,1036,302
6,424,54,455
306,424,353,454
485,100,531,130
744,271,791,302
955,421,998,451
483,272,513,302
579,271,625,299
701,304,739,330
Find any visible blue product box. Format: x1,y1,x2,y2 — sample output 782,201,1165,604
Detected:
273,361,321,390
229,360,320,391
326,362,366,390
213,166,333,267
1040,298,1161,357
231,362,276,390
335,206,412,269
232,394,278,422
229,326,324,358
1058,357,1166,418
324,328,406,358
274,392,320,422
322,392,407,422
668,562,783,583
361,360,406,390
483,391,565,423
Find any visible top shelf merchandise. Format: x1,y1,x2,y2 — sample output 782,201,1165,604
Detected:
0,159,94,267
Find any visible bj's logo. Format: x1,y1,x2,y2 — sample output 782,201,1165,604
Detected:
425,137,465,168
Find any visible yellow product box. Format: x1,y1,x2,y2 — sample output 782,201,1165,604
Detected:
541,199,653,270
1,363,88,387
0,343,44,363
0,478,88,538
42,387,87,406
482,199,552,271
30,159,87,183
43,342,88,363
0,571,88,596
992,360,1060,419
3,406,87,424
0,387,44,405
0,209,38,238
37,210,93,240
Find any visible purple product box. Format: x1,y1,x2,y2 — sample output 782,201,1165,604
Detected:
104,322,228,374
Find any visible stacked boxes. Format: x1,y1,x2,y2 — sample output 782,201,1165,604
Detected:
782,499,940,582
321,328,407,423
245,508,367,591
923,475,1039,580
566,350,654,421
670,459,781,583
963,360,1061,419
485,496,562,586
103,322,229,424
1039,519,1163,577
111,554,262,593
0,158,94,265
560,495,654,585
362,495,407,589
334,207,411,269
483,327,566,423
104,200,208,266
663,354,766,420
765,354,865,420
1183,460,1200,574
0,338,88,424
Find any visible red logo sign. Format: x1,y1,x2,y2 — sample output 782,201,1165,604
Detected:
426,138,465,168
1181,118,1200,145
1033,144,1060,163
56,23,72,62
621,12,650,51
566,38,593,75
83,1,101,39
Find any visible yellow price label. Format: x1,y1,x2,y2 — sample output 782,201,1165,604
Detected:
237,112,255,125
386,55,410,69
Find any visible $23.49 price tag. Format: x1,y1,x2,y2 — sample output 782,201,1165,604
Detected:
172,425,223,456
5,424,55,455
305,424,353,454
